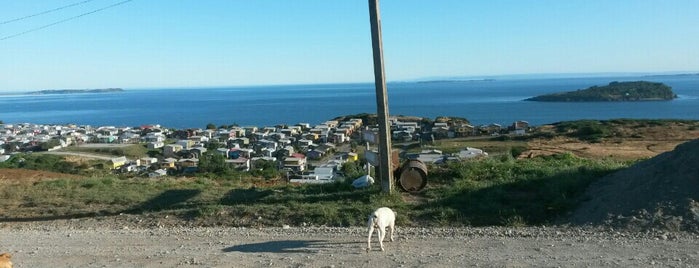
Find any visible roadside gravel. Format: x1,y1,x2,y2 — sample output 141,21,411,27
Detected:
2,217,699,267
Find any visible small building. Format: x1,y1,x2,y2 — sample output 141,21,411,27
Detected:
226,157,250,171
143,132,165,143
96,134,117,143
392,130,413,142
139,157,158,166
226,148,242,159
160,158,177,169
163,144,184,157
178,158,199,168
233,137,249,146
149,169,168,177
110,156,128,169
509,120,529,135
121,164,139,173
331,133,347,144
176,139,195,150
242,126,258,135
457,147,488,159
511,120,529,130
310,166,335,181
147,141,164,150
303,133,319,141
431,123,450,139
189,147,207,158
406,149,444,164
238,148,254,159
343,152,358,162
479,123,502,135
283,156,307,172
306,149,325,160
453,123,475,137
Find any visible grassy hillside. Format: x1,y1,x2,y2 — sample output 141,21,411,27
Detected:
0,154,626,227
61,144,149,158
2,119,697,227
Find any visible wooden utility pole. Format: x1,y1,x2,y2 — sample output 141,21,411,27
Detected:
368,0,393,193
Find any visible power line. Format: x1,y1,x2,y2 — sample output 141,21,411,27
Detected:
0,0,133,41
1,0,97,25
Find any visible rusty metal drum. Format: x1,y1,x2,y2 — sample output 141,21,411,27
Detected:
397,159,428,192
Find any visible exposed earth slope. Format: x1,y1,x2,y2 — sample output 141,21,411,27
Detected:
569,138,699,232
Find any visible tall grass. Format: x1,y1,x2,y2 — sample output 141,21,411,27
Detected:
0,154,627,227
422,153,627,226
61,144,148,158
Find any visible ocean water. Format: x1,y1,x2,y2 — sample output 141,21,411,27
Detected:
2,75,699,128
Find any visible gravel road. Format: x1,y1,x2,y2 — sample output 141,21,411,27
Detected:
2,218,699,268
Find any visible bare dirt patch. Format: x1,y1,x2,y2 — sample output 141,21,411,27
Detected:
522,121,699,160
523,137,681,160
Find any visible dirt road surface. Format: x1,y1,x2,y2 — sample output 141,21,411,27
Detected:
2,219,699,267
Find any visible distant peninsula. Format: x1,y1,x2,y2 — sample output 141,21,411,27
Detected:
28,88,124,95
417,78,495,83
525,81,677,102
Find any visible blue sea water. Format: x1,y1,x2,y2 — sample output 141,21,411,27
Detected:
2,75,699,128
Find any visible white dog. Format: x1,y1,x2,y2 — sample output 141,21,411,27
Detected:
366,207,396,252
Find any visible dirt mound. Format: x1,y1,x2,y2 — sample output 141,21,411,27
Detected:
568,138,699,232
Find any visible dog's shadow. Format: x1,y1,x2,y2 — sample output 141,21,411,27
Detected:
223,240,365,254
223,240,326,253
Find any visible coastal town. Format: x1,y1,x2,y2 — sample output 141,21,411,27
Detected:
0,116,529,183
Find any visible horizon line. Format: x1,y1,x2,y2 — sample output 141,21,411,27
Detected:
2,71,698,93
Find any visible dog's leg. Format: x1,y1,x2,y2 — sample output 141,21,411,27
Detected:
366,224,374,252
378,226,386,251
389,219,395,242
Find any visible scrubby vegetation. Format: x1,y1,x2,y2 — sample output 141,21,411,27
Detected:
422,153,626,226
61,144,148,158
0,153,626,227
0,153,100,175
2,118,697,227
550,119,699,142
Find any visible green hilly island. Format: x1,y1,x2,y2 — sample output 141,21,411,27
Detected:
525,81,677,102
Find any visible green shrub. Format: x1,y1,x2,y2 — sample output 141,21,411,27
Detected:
509,146,528,158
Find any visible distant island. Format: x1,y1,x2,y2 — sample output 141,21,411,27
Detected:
525,81,677,102
642,73,699,78
417,79,495,84
28,88,124,95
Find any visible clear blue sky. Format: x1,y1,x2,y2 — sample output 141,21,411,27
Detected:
1,0,698,91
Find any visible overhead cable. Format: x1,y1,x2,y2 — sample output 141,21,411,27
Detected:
1,0,97,25
0,0,133,41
